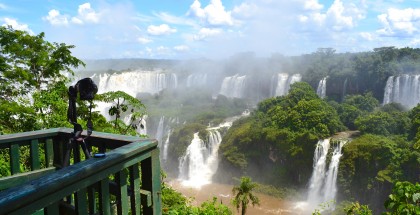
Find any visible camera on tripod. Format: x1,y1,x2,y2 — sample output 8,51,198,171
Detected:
64,78,98,167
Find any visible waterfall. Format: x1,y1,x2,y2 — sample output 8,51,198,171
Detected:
342,78,348,101
307,139,330,203
177,115,242,188
97,70,178,97
162,129,171,162
219,74,247,98
316,77,327,98
155,116,165,149
178,130,223,188
271,73,302,97
324,140,346,202
187,73,207,88
383,74,420,108
307,139,347,207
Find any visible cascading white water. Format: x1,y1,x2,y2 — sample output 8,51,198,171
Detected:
383,74,420,108
307,139,331,204
271,73,302,97
155,116,165,149
178,131,223,188
219,74,247,98
316,77,327,98
97,70,178,97
162,129,171,162
187,73,207,88
324,140,346,202
306,139,347,208
177,114,242,189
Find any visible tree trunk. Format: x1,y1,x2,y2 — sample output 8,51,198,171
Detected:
241,204,247,215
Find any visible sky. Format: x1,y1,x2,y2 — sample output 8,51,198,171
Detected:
1,0,420,59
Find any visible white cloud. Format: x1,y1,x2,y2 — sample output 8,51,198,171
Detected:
72,3,101,24
298,0,366,31
2,18,33,34
44,3,101,26
154,12,198,27
377,8,420,36
43,9,69,26
138,37,152,44
187,0,234,26
147,24,177,36
193,27,222,41
232,3,257,19
303,0,323,11
410,38,420,47
360,32,374,41
174,45,190,52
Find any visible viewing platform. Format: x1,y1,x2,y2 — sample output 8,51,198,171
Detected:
0,128,161,215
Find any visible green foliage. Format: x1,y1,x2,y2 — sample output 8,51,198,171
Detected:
355,111,410,136
343,93,379,113
0,26,83,99
219,82,342,186
96,91,146,136
344,202,372,215
384,181,420,215
338,134,420,212
232,176,260,215
0,26,84,133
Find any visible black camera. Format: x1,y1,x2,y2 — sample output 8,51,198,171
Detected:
76,78,98,101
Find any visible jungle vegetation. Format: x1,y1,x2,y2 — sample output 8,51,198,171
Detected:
1,26,419,214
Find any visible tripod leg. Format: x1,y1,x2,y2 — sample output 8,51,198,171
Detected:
80,140,91,159
63,139,73,167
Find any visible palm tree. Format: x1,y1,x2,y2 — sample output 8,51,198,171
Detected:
232,176,260,215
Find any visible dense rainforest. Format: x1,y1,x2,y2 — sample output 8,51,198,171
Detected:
1,26,419,214
215,82,419,213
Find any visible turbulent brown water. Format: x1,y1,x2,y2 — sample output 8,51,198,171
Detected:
168,180,304,215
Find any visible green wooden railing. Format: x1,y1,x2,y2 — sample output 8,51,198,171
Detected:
0,128,162,215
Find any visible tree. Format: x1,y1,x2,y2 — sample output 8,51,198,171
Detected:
384,181,420,215
96,91,146,135
0,26,84,133
232,176,260,215
0,26,84,100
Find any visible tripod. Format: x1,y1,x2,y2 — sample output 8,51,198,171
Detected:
63,78,97,167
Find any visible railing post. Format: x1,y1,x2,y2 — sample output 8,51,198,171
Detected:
151,149,162,215
10,144,20,175
141,148,162,215
116,170,129,215
129,163,141,215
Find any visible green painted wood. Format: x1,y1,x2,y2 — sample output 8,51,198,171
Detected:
100,178,111,215
151,149,162,214
45,139,54,167
10,144,20,175
87,186,97,214
0,128,61,145
32,208,44,215
45,201,59,215
141,157,153,214
30,139,41,170
139,189,152,207
116,170,128,215
0,134,159,215
129,164,141,215
0,167,56,190
75,187,88,215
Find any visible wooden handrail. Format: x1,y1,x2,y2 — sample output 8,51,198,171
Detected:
0,129,162,215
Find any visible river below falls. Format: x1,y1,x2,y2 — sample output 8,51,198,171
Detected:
167,180,308,215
